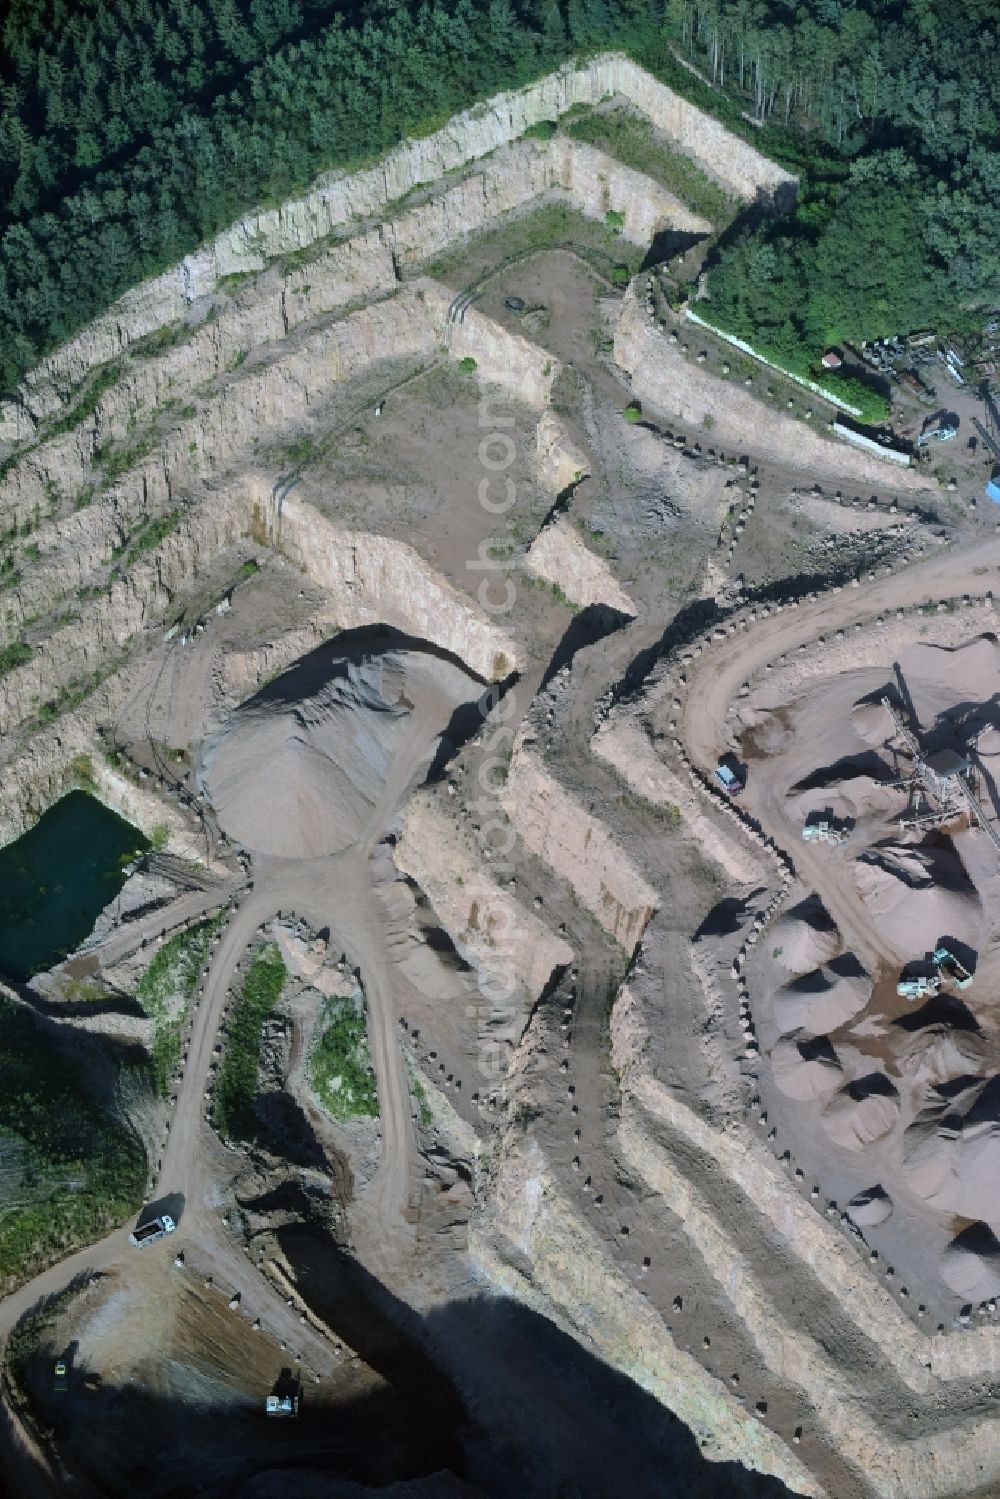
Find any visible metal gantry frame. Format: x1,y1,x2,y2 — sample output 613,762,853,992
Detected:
881,695,1000,855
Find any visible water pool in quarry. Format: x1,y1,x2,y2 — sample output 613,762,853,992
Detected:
0,791,148,981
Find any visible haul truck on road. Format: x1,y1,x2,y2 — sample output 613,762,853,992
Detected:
129,1214,176,1247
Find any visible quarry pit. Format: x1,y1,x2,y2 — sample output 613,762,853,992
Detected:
1,49,1000,1499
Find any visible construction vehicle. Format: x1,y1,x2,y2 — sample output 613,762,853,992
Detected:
897,946,973,1000
714,763,743,796
53,1361,68,1394
265,1393,300,1417
916,421,958,447
896,970,941,1001
129,1214,176,1247
931,945,973,990
802,819,847,844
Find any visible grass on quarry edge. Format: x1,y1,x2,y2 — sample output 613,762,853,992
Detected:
405,1056,432,1128
562,104,736,226
309,989,379,1123
135,910,226,1095
692,303,891,424
423,201,642,289
211,941,286,1142
0,999,145,1290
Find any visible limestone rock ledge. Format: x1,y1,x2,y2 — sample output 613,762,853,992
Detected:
395,794,572,1007
501,742,658,950
470,1131,823,1497
525,517,636,617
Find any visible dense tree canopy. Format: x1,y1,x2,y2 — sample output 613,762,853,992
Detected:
0,0,995,399
670,0,1000,359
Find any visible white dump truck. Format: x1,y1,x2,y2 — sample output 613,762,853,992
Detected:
129,1214,176,1247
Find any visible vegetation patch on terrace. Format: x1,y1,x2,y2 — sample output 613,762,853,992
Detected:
561,103,735,226
136,910,227,1096
212,940,286,1142
690,303,890,425
423,202,642,294
309,986,379,1123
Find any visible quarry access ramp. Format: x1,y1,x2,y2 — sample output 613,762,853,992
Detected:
156,848,415,1266
680,538,1000,785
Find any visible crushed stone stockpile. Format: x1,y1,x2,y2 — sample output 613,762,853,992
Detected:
904,1076,1000,1225
854,836,981,957
745,630,1000,1305
769,896,842,975
202,630,480,859
940,1222,1000,1300
773,955,870,1034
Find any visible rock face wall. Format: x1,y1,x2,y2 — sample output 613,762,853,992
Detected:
470,1130,821,1497
555,137,710,243
502,743,658,949
611,56,796,209
426,284,563,409
0,282,443,541
525,518,637,617
614,290,930,490
0,51,792,439
0,132,702,533
267,493,517,682
535,410,589,496
395,795,572,1004
0,484,252,741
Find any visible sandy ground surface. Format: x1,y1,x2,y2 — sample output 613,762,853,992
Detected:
8,174,1000,1499
674,548,1000,1311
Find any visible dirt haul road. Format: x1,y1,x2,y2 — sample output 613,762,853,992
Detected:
681,538,1000,799
84,880,240,971
0,848,415,1491
0,658,457,1494
159,847,415,1262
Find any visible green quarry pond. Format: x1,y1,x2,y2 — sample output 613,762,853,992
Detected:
0,791,148,981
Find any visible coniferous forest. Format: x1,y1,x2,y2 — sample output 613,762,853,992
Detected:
0,0,996,399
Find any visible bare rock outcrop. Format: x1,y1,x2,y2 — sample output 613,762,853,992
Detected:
534,410,589,496
501,742,658,949
269,494,517,683
525,518,636,616
395,795,572,1004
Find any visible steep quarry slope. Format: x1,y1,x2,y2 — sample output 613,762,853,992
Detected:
615,289,928,489
395,795,573,1008
502,738,659,951
526,517,637,617
0,51,791,440
266,491,519,684
472,1133,821,1498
